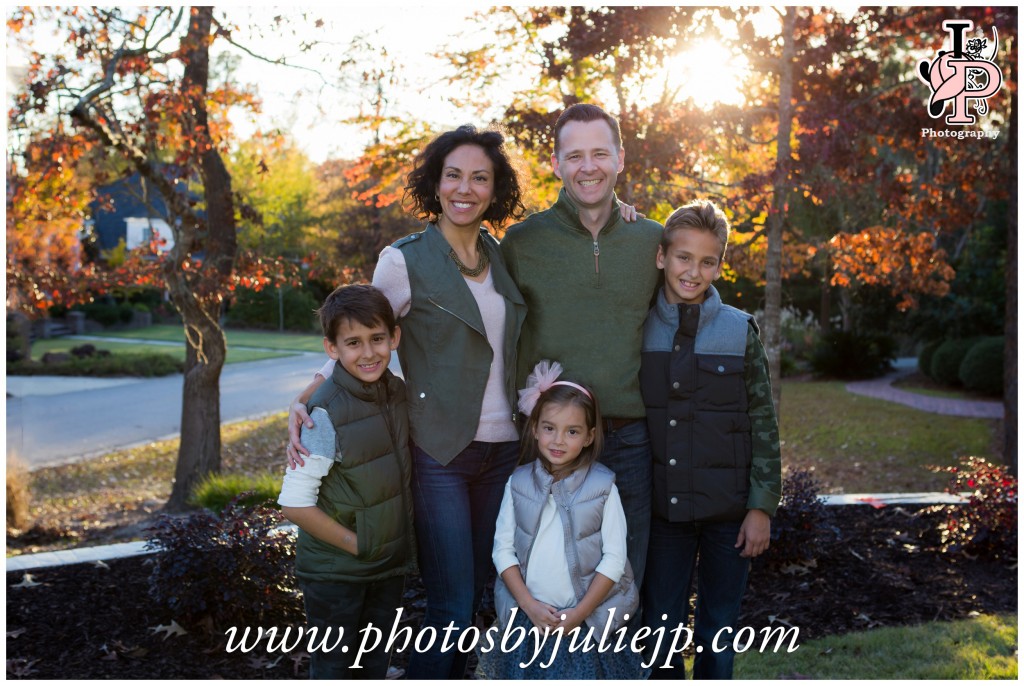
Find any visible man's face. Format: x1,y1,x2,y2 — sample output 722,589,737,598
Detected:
551,119,625,213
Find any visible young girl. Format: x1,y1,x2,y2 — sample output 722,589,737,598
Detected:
477,360,643,680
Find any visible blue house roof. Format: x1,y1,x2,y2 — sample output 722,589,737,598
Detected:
90,170,197,251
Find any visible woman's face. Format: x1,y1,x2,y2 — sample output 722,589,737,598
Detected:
436,144,495,232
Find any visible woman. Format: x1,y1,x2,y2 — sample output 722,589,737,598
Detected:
288,125,527,679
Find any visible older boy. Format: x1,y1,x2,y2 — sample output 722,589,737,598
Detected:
278,284,416,680
639,200,782,679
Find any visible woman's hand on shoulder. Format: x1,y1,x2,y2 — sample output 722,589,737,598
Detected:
618,202,646,223
287,401,313,468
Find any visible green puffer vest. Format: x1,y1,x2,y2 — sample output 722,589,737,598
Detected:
393,223,526,465
294,365,416,583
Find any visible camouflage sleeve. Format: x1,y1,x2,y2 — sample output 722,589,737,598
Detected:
745,323,782,516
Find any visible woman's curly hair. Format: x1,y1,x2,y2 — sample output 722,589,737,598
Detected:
404,125,526,229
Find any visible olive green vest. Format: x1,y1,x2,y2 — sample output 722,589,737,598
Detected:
294,365,416,583
394,223,526,465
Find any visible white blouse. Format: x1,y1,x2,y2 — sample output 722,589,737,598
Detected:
492,479,628,611
317,245,517,443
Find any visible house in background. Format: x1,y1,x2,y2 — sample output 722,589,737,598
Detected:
89,172,180,253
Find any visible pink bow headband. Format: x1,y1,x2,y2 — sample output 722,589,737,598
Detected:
517,360,592,417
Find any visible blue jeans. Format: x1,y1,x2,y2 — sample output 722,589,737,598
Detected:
407,440,520,680
642,515,750,679
598,420,653,588
299,575,405,680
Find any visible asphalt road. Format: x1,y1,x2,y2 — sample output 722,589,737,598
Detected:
5,352,350,470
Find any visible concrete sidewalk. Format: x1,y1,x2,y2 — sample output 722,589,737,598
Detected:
845,360,1002,419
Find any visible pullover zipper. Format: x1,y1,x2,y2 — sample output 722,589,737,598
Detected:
593,239,600,275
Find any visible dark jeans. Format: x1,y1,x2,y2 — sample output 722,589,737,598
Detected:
598,419,653,587
643,515,750,679
407,440,520,680
299,575,405,680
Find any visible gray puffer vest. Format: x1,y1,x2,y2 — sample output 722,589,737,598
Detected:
493,460,639,632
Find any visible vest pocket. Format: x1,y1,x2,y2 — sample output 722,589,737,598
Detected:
697,355,746,408
355,508,389,563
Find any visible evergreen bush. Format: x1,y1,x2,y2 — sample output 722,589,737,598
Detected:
930,337,981,387
958,337,1004,395
227,286,319,332
809,330,895,379
917,340,943,380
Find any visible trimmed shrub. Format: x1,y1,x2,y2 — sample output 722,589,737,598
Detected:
929,456,1017,557
76,301,122,327
227,286,319,332
930,337,981,386
117,301,135,323
809,330,895,379
145,496,299,627
958,336,1004,395
763,468,837,568
917,340,943,380
191,471,281,513
8,352,183,377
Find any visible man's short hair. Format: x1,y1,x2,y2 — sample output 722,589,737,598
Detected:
317,284,396,342
553,103,622,156
662,200,731,260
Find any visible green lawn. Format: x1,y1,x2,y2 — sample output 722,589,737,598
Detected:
28,337,294,364
83,324,324,352
780,380,997,493
733,613,1018,679
25,323,324,363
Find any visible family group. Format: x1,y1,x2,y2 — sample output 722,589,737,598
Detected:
275,103,782,680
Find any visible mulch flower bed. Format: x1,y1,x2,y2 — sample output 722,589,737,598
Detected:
6,505,1016,679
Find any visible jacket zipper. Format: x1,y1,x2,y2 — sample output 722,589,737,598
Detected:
381,389,415,561
593,239,600,275
428,297,484,336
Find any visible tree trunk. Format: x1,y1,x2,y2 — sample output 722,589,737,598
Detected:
165,6,238,510
1004,57,1017,474
167,298,227,510
763,6,796,413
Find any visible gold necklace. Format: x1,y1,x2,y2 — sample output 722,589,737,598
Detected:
449,235,489,277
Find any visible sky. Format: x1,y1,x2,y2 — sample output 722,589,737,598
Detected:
3,5,512,162
222,5,511,162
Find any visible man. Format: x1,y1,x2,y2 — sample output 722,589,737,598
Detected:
500,103,663,586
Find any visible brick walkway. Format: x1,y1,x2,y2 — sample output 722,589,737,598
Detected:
845,368,1003,419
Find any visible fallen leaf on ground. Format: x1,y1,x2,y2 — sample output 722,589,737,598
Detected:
11,574,41,589
7,658,40,677
148,620,188,640
7,628,26,638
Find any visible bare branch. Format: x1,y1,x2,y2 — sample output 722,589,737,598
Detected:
212,18,331,85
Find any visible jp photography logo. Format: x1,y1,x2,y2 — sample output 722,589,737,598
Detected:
918,20,1003,140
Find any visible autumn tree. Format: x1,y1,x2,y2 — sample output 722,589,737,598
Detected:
7,6,301,509
5,133,95,314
